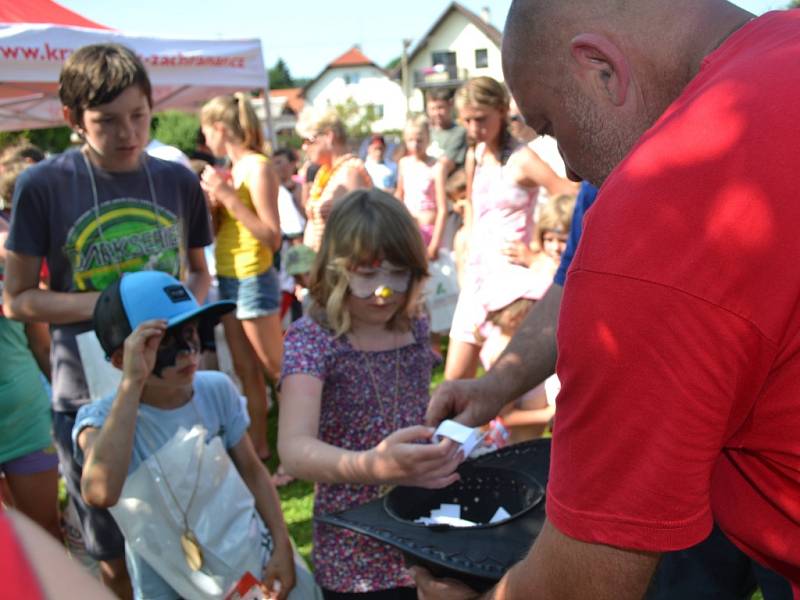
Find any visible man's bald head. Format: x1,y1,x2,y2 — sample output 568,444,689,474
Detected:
502,0,753,184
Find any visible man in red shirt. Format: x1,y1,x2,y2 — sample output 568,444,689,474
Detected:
417,1,800,598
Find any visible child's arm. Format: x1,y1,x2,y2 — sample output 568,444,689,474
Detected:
517,146,577,198
229,435,295,600
78,320,166,508
278,374,462,489
3,251,100,324
462,147,476,234
200,162,281,252
428,160,449,260
394,158,405,202
185,247,211,305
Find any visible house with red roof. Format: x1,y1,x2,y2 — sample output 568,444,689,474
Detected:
406,2,504,112
302,46,406,133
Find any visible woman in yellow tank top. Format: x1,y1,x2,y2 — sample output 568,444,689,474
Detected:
200,93,281,461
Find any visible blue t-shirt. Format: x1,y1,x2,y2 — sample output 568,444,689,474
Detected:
553,182,599,286
72,370,249,600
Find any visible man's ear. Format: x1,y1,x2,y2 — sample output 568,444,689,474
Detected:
569,33,632,107
110,348,124,370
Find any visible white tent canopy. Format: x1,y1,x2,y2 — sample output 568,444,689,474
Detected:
0,9,271,133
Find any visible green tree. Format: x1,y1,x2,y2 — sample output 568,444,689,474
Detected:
385,56,401,70
789,0,800,7
0,127,72,154
269,58,295,90
333,98,381,141
151,111,199,156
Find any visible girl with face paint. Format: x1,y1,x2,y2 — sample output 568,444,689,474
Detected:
277,189,463,598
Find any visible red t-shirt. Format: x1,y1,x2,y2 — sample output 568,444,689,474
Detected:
549,10,800,589
0,510,46,599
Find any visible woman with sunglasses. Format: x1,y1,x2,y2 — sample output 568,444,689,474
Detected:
296,109,372,253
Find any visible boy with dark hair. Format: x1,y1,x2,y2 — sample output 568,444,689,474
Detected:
74,270,296,600
3,42,211,598
425,88,467,175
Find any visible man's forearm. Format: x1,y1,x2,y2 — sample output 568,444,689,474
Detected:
484,283,562,402
484,520,659,600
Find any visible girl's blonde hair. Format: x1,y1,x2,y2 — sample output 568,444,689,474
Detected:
308,189,428,336
200,92,265,154
536,193,576,247
404,114,430,139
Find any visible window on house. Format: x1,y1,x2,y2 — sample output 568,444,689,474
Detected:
475,49,488,69
374,104,384,118
344,72,360,85
431,51,457,67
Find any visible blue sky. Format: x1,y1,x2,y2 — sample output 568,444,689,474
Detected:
58,0,787,79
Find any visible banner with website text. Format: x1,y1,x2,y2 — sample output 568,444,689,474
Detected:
0,24,267,131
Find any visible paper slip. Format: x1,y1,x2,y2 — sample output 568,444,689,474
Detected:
490,507,511,523
414,502,511,527
433,420,485,457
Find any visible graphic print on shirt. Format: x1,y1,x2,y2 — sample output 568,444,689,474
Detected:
64,198,182,291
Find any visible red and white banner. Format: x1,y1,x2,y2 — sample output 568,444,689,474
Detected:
0,24,267,131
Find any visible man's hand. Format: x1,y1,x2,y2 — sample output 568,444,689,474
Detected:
411,566,482,600
369,426,462,488
426,377,507,429
121,319,166,384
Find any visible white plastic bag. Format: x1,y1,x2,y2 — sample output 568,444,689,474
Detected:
424,250,460,334
76,330,122,402
110,426,266,599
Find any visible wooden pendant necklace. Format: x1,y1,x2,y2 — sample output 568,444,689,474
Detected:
140,397,206,571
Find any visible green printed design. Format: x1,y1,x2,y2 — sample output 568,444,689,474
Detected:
64,199,182,291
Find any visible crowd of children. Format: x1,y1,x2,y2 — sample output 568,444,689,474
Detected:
0,41,576,600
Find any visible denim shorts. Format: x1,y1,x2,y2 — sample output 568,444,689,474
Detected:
217,268,280,320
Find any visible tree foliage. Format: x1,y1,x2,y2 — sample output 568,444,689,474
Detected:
151,111,200,156
789,0,800,8
333,98,381,141
269,58,295,90
0,127,72,154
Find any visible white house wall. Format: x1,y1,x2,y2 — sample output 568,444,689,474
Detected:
407,12,503,113
305,65,407,133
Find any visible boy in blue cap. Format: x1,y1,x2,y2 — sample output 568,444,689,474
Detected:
73,271,296,600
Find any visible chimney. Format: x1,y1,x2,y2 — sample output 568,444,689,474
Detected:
480,6,490,24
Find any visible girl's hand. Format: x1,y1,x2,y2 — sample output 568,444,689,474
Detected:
370,426,462,489
121,319,166,384
502,240,536,267
261,540,296,600
427,244,440,261
200,166,235,208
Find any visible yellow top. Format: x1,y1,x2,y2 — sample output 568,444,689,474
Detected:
215,153,273,279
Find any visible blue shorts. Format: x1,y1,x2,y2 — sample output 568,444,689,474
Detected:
217,268,280,320
0,445,59,476
53,410,125,561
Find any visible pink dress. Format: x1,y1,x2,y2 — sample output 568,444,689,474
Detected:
399,156,437,245
449,143,539,343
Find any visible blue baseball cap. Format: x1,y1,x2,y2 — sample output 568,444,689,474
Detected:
93,270,235,357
